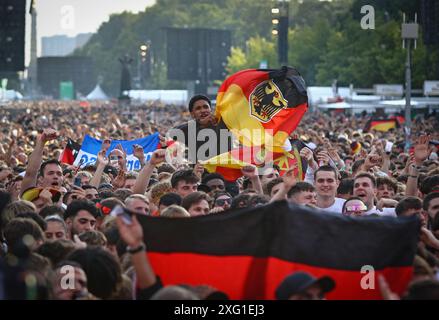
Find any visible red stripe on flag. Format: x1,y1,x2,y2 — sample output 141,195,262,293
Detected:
218,69,269,99
148,252,413,300
59,147,75,165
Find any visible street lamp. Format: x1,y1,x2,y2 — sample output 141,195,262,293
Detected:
401,13,419,151
137,41,151,89
271,0,289,66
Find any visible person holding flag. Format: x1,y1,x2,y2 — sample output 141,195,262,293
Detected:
203,66,309,182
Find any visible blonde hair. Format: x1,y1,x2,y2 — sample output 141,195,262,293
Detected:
160,205,190,218
124,194,149,207
150,181,172,206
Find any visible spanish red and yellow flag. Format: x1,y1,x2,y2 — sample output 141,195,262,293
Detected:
215,66,308,149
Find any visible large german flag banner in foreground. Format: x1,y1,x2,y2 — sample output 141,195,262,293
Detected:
138,201,419,300
215,67,308,149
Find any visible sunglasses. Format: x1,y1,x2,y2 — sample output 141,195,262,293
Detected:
344,204,368,213
215,198,232,206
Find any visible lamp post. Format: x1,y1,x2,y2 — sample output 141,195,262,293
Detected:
272,0,289,66
401,13,419,151
138,42,150,89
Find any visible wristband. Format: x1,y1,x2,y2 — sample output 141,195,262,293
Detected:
126,242,146,254
408,175,418,178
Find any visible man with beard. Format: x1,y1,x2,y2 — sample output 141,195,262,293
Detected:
64,199,100,238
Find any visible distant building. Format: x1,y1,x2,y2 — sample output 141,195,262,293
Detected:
41,33,93,57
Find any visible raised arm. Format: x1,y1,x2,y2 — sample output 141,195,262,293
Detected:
116,214,156,289
21,129,57,193
241,165,263,195
405,162,419,197
132,149,166,195
270,166,297,203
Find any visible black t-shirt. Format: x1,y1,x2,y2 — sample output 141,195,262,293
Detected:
171,120,232,162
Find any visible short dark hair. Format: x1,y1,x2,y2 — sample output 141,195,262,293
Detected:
202,173,225,185
16,212,47,231
181,192,210,210
420,175,439,195
249,194,269,207
4,218,44,254
354,172,376,187
39,159,61,177
395,197,422,216
231,194,252,210
82,185,98,191
64,199,100,220
288,182,315,198
188,94,211,112
423,192,439,211
99,189,116,200
351,159,365,175
67,247,122,299
159,192,182,207
36,239,76,266
171,170,200,188
39,205,65,219
266,177,284,196
337,178,354,196
314,165,338,181
376,176,398,194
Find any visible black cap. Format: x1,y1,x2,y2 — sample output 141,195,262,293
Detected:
275,272,335,300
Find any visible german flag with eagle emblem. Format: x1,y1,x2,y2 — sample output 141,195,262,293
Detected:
215,66,308,149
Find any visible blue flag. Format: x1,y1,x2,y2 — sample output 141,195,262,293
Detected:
73,133,160,171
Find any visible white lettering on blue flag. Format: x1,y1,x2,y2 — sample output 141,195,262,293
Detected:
73,133,160,171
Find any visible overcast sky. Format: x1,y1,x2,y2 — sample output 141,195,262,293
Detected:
25,0,155,59
35,0,155,38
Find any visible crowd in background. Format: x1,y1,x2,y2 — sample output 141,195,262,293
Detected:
1,98,439,300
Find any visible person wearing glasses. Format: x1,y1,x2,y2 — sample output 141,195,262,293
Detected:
211,191,232,213
342,197,368,217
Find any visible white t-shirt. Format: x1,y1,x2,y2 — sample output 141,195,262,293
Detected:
318,197,345,214
364,206,397,218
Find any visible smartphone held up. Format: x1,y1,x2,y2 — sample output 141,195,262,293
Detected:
110,205,133,225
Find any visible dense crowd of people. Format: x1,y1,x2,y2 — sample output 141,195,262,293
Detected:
1,96,439,300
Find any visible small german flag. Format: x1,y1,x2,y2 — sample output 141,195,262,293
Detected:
58,138,81,165
215,66,308,149
364,118,400,132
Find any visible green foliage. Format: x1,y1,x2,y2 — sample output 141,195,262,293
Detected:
227,36,277,73
76,0,439,96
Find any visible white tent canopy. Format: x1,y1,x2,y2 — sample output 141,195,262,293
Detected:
128,90,188,105
0,89,23,101
86,84,108,100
